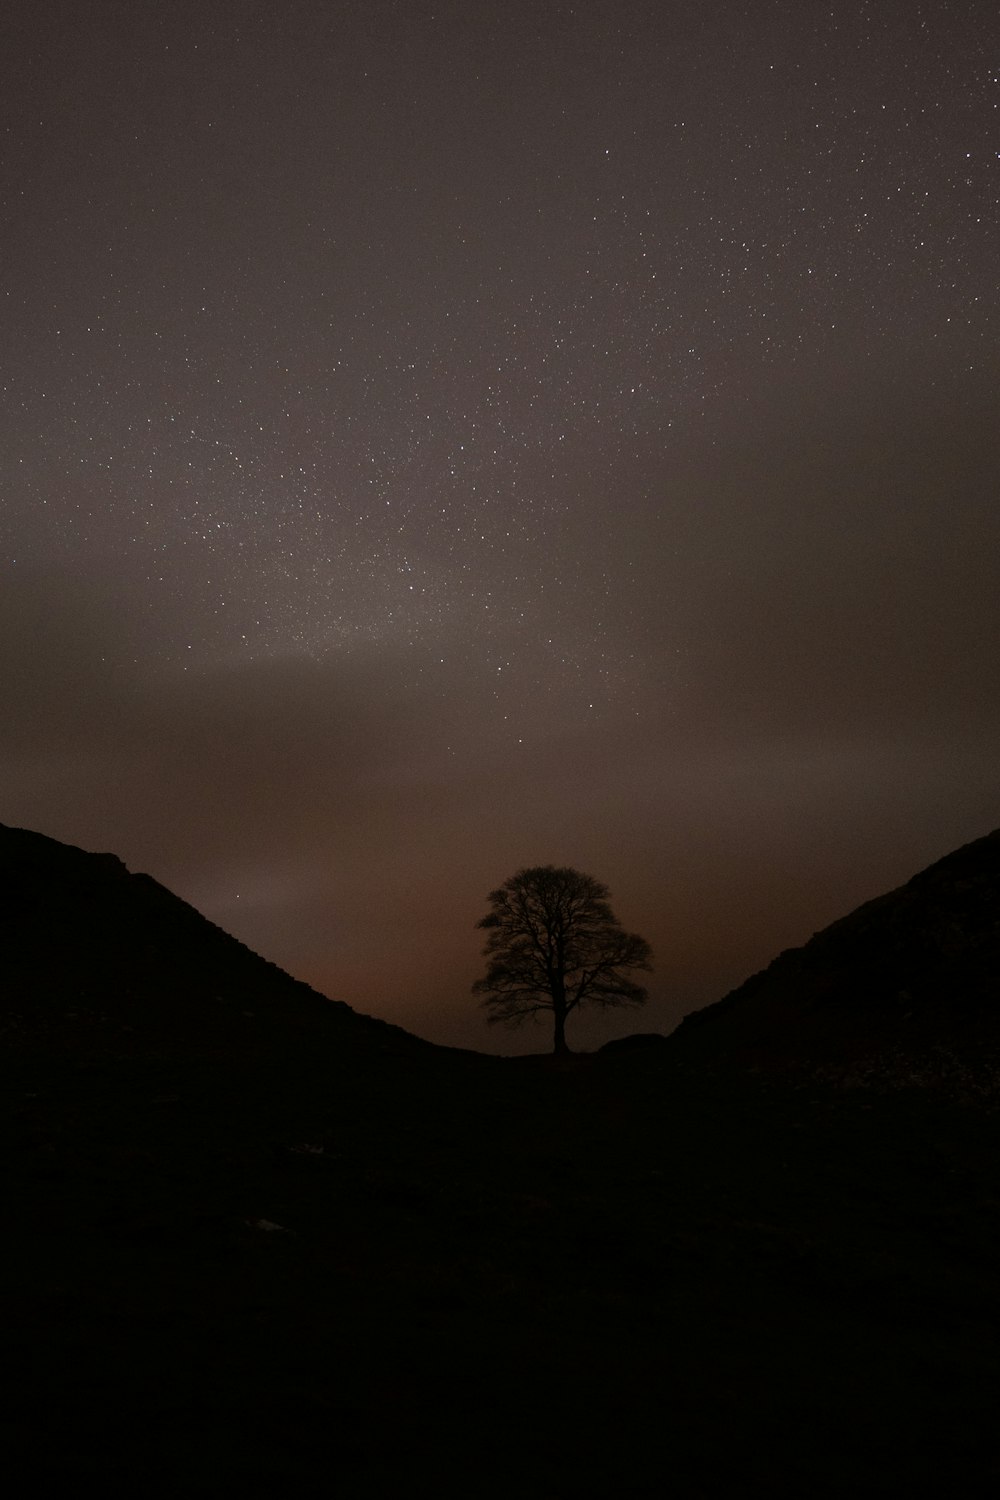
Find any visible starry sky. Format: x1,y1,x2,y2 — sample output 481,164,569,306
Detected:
3,0,998,1051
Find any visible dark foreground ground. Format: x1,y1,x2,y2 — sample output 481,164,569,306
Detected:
5,1028,1000,1498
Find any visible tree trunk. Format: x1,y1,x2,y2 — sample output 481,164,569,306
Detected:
551,967,570,1055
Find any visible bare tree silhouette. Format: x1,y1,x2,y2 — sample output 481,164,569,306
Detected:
472,865,652,1055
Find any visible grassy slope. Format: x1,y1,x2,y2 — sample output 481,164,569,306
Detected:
5,1039,1000,1495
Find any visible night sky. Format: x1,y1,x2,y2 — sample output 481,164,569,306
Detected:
3,1,998,1052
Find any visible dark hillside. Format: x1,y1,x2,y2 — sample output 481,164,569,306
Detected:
0,821,422,1062
672,828,1000,1085
3,824,1000,1494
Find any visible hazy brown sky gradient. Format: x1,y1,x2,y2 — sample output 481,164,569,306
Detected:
3,1,998,1049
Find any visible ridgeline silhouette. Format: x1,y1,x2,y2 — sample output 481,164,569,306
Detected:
0,821,423,1062
674,828,1000,1089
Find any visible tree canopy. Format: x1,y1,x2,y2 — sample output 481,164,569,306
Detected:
472,865,653,1054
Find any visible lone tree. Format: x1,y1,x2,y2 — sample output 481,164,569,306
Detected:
472,865,653,1055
